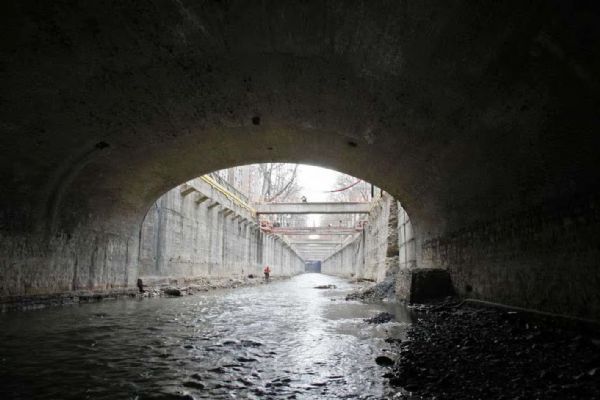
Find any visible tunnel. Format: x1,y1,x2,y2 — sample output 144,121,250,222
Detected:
2,0,599,320
1,1,600,397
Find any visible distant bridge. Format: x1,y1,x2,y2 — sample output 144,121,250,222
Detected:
255,202,370,215
270,227,361,235
288,240,348,245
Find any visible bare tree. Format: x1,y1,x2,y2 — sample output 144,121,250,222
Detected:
327,174,370,202
211,164,301,203
258,163,300,202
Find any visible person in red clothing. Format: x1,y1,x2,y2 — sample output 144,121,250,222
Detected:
263,265,271,282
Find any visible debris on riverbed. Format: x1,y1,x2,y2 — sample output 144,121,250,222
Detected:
364,312,395,324
163,288,182,296
140,276,287,298
314,284,337,289
375,355,395,366
350,277,376,283
346,277,395,302
385,301,600,399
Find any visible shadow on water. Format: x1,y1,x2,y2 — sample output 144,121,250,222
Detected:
0,273,411,399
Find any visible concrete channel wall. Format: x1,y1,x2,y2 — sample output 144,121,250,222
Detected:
322,195,457,303
322,194,416,282
138,178,305,284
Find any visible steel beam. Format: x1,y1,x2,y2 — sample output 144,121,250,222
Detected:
271,227,359,235
288,240,346,245
255,202,370,215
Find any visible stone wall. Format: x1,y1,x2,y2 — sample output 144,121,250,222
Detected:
138,183,305,284
398,203,417,270
0,228,137,298
423,192,600,317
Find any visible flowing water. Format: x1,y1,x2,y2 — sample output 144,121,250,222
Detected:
0,273,411,399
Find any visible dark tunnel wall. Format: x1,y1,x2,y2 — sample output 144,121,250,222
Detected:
0,1,599,319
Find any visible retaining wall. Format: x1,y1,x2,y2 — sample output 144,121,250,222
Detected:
139,181,305,283
322,194,416,282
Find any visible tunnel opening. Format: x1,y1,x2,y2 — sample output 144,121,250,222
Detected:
135,163,425,302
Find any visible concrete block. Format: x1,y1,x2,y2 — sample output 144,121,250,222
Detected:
194,194,208,204
180,184,196,196
396,268,455,303
207,201,220,209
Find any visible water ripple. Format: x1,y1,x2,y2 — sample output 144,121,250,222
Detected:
0,274,410,399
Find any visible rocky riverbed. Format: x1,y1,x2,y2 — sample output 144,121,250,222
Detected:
138,275,280,298
345,277,396,302
383,300,600,399
0,275,279,312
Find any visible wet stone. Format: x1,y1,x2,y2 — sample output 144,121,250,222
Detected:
163,288,182,296
365,312,395,324
182,381,205,389
386,301,600,399
237,356,258,363
314,284,336,289
241,339,262,347
238,377,254,386
189,373,203,381
375,355,394,366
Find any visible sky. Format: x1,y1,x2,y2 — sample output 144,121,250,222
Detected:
296,164,345,227
296,165,341,202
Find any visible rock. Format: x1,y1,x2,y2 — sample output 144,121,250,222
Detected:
248,274,256,279
182,381,205,389
164,288,182,296
346,277,395,302
314,284,336,289
238,377,254,386
236,356,258,362
375,355,394,366
241,339,262,347
190,373,203,381
365,312,395,324
386,302,600,399
397,268,456,303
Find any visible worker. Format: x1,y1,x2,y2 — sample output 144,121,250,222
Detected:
263,265,271,282
136,278,145,293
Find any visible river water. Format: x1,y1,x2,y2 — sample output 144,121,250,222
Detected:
0,273,411,399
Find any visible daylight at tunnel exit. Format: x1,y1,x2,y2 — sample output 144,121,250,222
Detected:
1,2,600,399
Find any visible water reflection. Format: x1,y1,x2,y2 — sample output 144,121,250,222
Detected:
0,273,411,399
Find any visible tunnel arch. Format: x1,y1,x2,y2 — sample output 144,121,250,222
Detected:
1,1,599,319
135,163,412,284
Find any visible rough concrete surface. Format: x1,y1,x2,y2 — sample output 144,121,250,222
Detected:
139,182,304,280
396,268,455,304
323,194,407,281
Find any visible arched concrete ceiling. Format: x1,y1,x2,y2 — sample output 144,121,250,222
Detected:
1,1,599,255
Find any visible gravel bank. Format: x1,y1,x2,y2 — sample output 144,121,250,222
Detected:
385,300,600,399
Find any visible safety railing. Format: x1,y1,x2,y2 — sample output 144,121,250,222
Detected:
199,174,256,215
208,172,250,204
